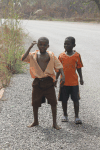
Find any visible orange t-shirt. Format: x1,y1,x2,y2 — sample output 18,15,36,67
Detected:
21,50,63,81
58,51,83,86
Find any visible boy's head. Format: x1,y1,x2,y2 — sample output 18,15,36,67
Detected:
37,37,49,53
64,36,76,52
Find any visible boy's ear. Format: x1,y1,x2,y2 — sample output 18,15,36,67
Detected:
73,44,76,47
47,44,49,48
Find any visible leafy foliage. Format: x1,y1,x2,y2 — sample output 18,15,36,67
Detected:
0,0,100,19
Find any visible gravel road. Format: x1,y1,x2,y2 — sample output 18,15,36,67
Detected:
0,21,100,150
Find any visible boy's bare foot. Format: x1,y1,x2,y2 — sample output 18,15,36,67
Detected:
53,124,61,130
27,122,39,128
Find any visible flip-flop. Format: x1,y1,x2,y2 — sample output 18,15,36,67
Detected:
75,118,82,124
61,116,69,122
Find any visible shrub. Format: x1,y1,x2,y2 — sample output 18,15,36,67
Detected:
0,20,25,88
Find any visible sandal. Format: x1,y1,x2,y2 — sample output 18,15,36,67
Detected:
61,116,69,122
75,118,82,124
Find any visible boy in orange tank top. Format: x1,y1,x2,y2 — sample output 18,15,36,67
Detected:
56,36,84,124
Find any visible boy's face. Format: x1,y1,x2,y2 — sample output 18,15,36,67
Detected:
37,40,49,53
64,39,75,52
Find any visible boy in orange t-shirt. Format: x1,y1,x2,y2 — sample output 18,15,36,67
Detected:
56,36,84,124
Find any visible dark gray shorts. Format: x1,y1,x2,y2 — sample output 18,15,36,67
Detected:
58,85,80,103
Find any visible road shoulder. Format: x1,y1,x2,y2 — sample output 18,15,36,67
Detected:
0,88,5,99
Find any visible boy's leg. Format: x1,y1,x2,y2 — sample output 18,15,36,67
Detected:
62,102,68,117
73,101,82,124
59,86,69,121
44,82,61,130
71,86,82,124
61,102,69,122
27,106,39,127
73,101,79,118
51,105,61,130
30,79,42,127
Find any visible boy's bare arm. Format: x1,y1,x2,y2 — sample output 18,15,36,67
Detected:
56,71,60,80
55,68,65,87
22,41,37,61
77,68,84,85
59,68,65,78
54,71,61,87
59,68,65,87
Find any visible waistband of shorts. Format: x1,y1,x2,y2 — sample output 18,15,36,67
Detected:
36,76,52,81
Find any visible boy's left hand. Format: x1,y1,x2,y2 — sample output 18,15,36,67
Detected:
80,78,84,85
54,80,57,87
60,76,65,87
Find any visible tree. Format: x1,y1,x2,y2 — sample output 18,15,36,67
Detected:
83,0,100,11
93,0,100,11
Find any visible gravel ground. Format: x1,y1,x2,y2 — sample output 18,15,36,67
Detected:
0,36,100,150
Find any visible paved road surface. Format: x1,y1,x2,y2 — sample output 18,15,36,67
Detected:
0,20,100,150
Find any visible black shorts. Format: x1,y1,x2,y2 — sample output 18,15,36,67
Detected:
59,85,80,103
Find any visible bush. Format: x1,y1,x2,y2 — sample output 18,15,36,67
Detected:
0,20,25,89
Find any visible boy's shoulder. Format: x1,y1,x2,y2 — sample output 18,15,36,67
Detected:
59,51,81,56
29,50,39,56
58,51,81,59
29,50,55,57
74,51,81,58
47,50,54,55
47,50,56,57
74,50,80,55
59,52,66,58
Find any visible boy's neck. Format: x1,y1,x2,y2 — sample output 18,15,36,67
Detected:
65,50,75,56
38,51,47,55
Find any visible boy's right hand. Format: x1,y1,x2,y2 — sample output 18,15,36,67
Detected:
80,78,84,85
30,41,37,48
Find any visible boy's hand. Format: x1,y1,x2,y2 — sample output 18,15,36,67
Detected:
54,80,57,87
21,41,37,61
60,76,65,87
30,41,37,48
80,78,84,85
54,80,58,87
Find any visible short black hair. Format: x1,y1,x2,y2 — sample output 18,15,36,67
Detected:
38,37,49,44
65,36,75,45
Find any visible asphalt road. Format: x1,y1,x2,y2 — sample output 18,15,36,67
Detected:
0,20,100,150
22,20,100,126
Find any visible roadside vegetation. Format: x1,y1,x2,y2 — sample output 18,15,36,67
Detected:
0,0,100,22
0,0,25,89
